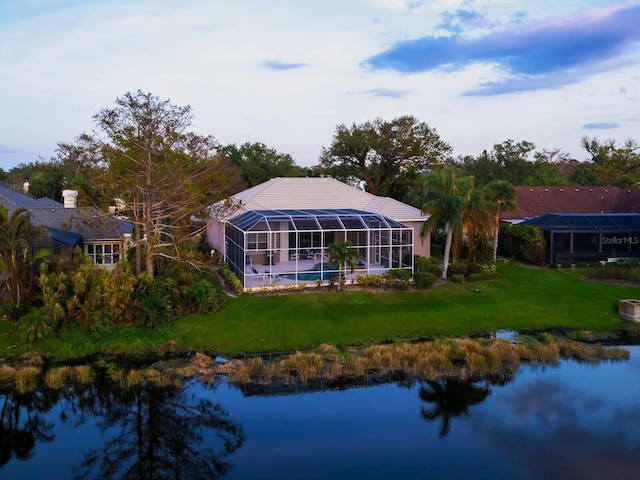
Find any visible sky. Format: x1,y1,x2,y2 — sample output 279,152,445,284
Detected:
0,0,639,170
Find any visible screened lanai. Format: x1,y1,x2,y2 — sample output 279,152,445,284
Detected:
224,208,414,289
521,213,640,264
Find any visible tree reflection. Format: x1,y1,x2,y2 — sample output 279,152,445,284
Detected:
0,390,55,466
418,378,491,438
71,381,245,480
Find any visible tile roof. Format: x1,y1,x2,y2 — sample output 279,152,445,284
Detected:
502,186,640,221
217,177,428,222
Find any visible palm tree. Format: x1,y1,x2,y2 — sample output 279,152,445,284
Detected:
420,167,468,279
0,207,44,315
462,185,495,263
484,180,516,262
327,241,357,290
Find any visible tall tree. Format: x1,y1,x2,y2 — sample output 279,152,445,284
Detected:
0,207,45,315
484,180,516,262
581,136,640,187
63,91,237,278
420,167,468,279
319,115,452,197
219,142,301,188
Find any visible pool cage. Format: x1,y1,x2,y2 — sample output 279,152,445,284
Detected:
224,209,414,289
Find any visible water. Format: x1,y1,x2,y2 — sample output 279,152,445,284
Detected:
2,347,640,480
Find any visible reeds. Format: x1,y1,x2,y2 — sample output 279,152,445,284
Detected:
218,337,631,388
15,366,41,393
45,366,71,389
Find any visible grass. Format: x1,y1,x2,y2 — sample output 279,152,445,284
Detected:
1,262,639,361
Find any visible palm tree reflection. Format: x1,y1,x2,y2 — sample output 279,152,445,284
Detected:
418,378,491,438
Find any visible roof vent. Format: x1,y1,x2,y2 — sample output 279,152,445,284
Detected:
605,189,608,193
589,188,593,192
559,188,564,192
529,188,533,192
544,188,548,192
575,188,578,192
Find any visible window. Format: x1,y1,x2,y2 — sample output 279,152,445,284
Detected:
86,243,120,265
247,233,268,250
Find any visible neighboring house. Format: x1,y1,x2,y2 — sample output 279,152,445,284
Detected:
501,186,640,264
0,182,133,269
207,177,431,289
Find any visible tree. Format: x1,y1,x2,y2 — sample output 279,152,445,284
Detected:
219,142,301,188
319,115,452,197
63,91,238,278
484,180,516,262
420,167,468,279
581,136,640,187
0,207,45,316
327,241,357,290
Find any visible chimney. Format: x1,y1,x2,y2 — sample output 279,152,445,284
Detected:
62,190,78,208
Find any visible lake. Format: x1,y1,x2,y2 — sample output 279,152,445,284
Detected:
1,345,640,480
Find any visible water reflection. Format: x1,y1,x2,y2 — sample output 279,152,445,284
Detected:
418,378,492,438
1,376,245,480
0,390,55,466
71,381,245,480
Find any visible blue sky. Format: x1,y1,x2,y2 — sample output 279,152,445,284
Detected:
0,0,638,170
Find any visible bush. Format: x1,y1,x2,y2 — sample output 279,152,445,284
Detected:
182,279,227,314
219,262,243,295
413,271,435,289
448,263,468,277
18,308,54,342
586,266,640,283
480,263,497,274
451,274,464,283
498,224,546,265
385,269,411,289
467,263,483,274
356,274,385,287
133,278,174,330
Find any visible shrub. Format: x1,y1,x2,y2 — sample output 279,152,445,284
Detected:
219,262,243,295
413,271,435,289
586,266,640,283
385,269,411,289
480,263,497,274
451,274,464,283
133,278,174,330
448,263,468,277
467,263,483,274
182,279,227,314
18,308,54,342
356,274,385,287
498,224,546,265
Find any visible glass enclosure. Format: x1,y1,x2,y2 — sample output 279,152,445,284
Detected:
225,209,414,289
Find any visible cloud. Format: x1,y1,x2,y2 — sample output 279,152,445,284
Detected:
0,144,21,155
583,122,620,130
262,61,309,70
362,88,410,98
364,4,640,95
437,9,490,34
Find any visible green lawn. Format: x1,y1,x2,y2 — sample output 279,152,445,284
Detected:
2,262,638,360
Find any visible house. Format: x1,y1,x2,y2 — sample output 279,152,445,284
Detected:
0,182,133,269
501,186,640,264
207,177,431,289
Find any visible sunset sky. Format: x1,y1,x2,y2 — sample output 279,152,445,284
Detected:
1,0,638,169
